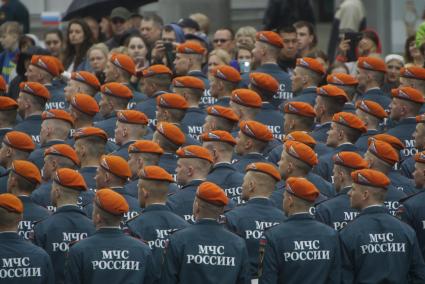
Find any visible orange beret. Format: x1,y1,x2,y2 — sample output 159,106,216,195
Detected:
51,56,64,74
142,64,173,77
326,73,358,86
110,53,136,76
284,101,316,117
95,188,129,215
231,89,262,108
256,31,283,48
391,87,425,104
239,120,273,142
351,169,390,188
316,85,349,102
11,160,41,185
368,139,399,165
70,93,100,116
117,110,148,125
249,72,279,93
0,75,6,92
19,82,50,100
415,151,425,163
100,155,131,179
357,56,386,73
400,66,425,81
196,181,228,206
42,109,74,126
369,133,404,151
157,93,189,110
296,57,325,75
128,140,164,154
332,112,367,133
71,71,101,91
176,145,213,163
201,130,236,145
139,165,174,182
53,168,87,191
0,96,18,110
286,177,319,203
156,122,186,146
0,193,23,214
356,100,388,119
101,83,133,100
245,162,281,181
284,140,318,167
44,144,80,166
417,114,425,123
31,55,61,77
207,105,239,122
176,41,205,54
3,131,35,152
173,76,205,90
212,65,241,83
283,131,316,148
73,127,108,142
333,151,368,169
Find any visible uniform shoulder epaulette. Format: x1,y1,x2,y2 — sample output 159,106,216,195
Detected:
399,190,425,203
68,239,82,248
32,215,49,226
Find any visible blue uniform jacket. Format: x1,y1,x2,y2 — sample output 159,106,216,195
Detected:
93,113,117,142
111,140,137,160
340,206,425,283
0,232,55,284
388,169,417,196
79,166,97,191
225,198,286,277
386,117,417,161
207,162,245,205
167,179,203,223
354,129,381,154
18,195,50,240
232,153,270,173
400,155,415,179
259,213,341,284
161,218,250,284
158,152,178,176
311,122,331,144
255,103,284,140
45,84,66,111
126,204,189,280
13,114,42,144
132,90,167,125
0,168,9,194
65,228,155,284
33,205,95,284
0,127,12,143
214,96,230,107
356,88,391,110
287,87,317,106
181,107,206,140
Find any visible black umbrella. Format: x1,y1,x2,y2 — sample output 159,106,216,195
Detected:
63,0,157,21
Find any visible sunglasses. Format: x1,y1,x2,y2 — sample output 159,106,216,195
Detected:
213,39,231,44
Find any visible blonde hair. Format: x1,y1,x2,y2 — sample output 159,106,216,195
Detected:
235,26,256,42
209,48,231,65
87,42,109,58
189,13,210,34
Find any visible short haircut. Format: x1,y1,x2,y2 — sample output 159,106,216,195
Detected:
278,26,297,34
285,113,315,130
294,21,317,46
10,171,38,193
286,152,313,173
0,21,23,37
337,124,362,144
235,26,256,41
212,115,237,132
144,74,172,89
142,14,164,27
320,96,345,117
94,204,122,226
156,132,180,152
78,136,106,158
216,27,235,39
25,93,48,110
0,207,20,228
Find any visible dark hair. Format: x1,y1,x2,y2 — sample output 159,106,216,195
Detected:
294,21,317,46
62,19,94,71
361,29,381,53
44,29,63,42
142,14,164,27
216,27,235,39
404,35,416,64
278,26,297,34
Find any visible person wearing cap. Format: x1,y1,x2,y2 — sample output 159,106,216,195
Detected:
73,127,107,191
14,82,50,143
28,109,74,170
0,130,35,193
25,55,66,111
355,56,391,110
312,85,349,143
315,151,368,230
7,160,49,240
354,100,387,153
387,86,424,160
229,88,262,122
64,71,101,104
0,193,55,284
152,122,186,175
225,162,286,279
399,66,425,112
132,64,172,124
272,140,334,211
65,188,155,284
326,73,359,112
259,177,341,284
111,110,149,160
0,96,18,143
398,151,425,259
249,72,285,141
94,82,133,140
210,65,241,107
383,54,404,94
173,41,208,85
104,7,133,49
167,145,213,223
340,169,425,283
241,31,292,105
126,165,189,280
288,57,325,106
401,114,425,178
202,130,245,205
314,112,366,182
84,155,140,222
172,76,207,140
33,168,95,283
161,181,250,284
68,92,103,137
202,104,239,133
233,120,273,173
